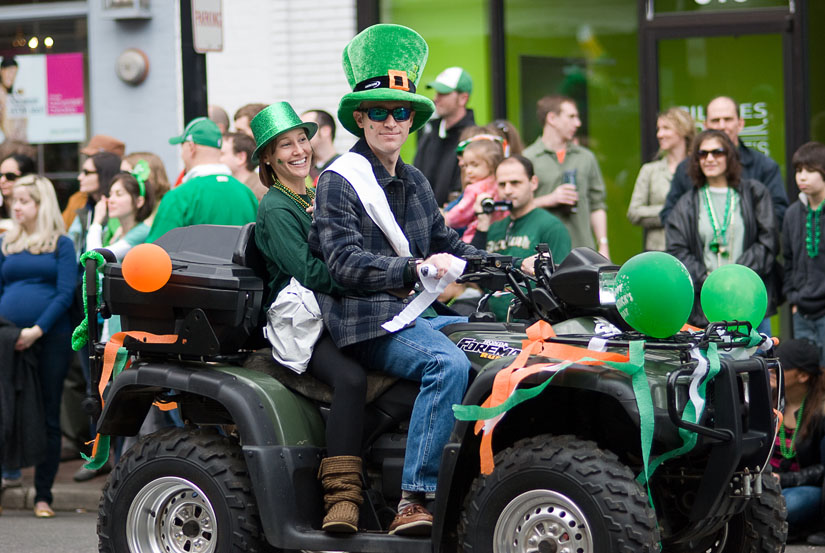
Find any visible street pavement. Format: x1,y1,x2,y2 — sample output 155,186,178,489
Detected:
0,510,98,552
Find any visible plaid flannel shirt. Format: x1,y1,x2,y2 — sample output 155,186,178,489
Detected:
308,139,484,347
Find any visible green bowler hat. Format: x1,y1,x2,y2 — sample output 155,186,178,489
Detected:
250,102,318,163
338,24,435,137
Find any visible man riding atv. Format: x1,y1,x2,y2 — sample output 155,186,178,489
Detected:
307,23,534,536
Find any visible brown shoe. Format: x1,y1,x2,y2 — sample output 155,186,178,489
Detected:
388,503,433,536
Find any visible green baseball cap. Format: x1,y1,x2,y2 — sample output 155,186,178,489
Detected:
169,117,223,149
427,67,472,94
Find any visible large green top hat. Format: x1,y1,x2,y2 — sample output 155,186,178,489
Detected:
338,24,435,137
250,102,318,163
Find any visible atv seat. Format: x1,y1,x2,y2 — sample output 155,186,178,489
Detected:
243,348,399,404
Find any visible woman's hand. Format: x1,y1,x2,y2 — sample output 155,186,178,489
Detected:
93,196,108,225
15,325,43,350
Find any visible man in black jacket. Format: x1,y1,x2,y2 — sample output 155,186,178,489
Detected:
660,96,788,225
413,67,475,206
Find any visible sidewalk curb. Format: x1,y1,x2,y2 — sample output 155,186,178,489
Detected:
2,483,103,512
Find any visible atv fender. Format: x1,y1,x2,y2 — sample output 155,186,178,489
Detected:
96,360,325,447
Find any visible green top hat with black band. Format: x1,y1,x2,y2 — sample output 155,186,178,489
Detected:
250,102,318,163
338,24,435,137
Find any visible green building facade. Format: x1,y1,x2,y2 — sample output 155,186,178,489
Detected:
374,0,823,264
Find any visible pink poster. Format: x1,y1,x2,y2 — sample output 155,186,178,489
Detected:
46,53,85,115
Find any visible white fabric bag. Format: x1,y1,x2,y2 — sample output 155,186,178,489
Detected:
263,277,323,374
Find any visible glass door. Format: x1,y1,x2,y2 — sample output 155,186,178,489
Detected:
657,33,787,176
638,0,807,181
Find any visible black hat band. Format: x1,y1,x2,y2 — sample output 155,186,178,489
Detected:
354,71,417,94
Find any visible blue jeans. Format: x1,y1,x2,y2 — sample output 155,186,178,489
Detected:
793,311,825,365
354,316,469,493
783,485,821,528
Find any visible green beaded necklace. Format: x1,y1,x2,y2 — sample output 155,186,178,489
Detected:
806,202,823,258
702,185,733,257
272,177,315,218
779,394,808,460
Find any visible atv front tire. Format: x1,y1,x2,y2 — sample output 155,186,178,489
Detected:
459,434,661,553
710,466,788,553
98,427,271,553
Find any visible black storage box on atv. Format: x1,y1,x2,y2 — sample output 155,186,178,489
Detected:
103,224,266,355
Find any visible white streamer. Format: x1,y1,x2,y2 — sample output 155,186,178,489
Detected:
382,256,466,332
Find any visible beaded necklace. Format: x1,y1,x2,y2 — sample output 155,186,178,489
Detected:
806,201,823,258
272,177,315,217
702,185,733,257
779,394,807,460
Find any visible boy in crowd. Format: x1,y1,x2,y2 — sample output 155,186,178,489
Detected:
783,141,825,362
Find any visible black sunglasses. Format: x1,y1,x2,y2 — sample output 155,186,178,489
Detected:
358,106,413,123
0,172,19,181
698,148,726,160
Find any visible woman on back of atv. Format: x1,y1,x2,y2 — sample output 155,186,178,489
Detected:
250,102,368,534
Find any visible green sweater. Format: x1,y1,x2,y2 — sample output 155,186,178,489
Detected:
523,138,607,249
484,208,571,262
255,186,347,304
147,173,258,242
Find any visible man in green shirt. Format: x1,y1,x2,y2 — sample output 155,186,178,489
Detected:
147,117,259,242
523,95,609,258
471,155,571,320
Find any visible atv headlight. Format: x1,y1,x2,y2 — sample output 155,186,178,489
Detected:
599,269,617,306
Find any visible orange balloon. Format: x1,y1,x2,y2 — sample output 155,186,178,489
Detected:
122,243,172,293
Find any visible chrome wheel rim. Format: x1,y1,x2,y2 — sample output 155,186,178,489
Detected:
493,489,594,553
126,476,217,553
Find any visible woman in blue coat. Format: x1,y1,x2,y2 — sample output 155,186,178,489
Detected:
0,174,77,517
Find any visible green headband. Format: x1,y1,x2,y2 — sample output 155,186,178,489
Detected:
456,134,508,156
130,160,150,197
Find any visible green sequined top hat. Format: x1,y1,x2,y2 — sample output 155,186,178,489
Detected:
250,102,318,163
338,24,435,137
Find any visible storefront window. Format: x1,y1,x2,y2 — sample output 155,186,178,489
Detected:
653,0,790,13
381,0,490,162
809,2,825,146
0,16,87,207
505,0,641,262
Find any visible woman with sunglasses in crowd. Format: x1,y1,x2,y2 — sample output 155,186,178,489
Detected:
665,129,778,326
67,152,122,259
0,153,35,230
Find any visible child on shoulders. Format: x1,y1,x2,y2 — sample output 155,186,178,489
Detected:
444,136,507,243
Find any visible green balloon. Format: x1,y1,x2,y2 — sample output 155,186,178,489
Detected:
700,264,767,328
615,252,695,338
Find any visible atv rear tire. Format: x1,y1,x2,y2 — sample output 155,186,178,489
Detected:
459,434,661,553
98,427,272,553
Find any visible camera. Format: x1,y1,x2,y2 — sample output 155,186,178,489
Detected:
480,198,513,214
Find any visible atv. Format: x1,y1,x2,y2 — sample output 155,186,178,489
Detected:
83,223,787,552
